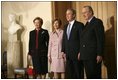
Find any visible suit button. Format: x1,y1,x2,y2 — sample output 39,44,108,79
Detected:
83,45,85,47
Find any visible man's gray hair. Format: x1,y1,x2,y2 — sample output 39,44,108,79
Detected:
83,6,94,15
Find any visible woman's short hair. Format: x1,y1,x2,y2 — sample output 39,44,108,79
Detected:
33,17,43,25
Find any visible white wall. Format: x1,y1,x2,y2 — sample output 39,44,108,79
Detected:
2,1,52,67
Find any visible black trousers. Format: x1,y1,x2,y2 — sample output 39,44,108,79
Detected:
65,59,84,79
83,60,102,79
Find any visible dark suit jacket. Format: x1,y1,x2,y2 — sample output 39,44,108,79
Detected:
62,20,84,60
80,17,105,60
28,28,49,57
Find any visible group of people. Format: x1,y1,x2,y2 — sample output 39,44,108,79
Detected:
28,6,105,79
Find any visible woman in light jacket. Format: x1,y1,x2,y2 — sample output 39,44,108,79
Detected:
48,19,65,79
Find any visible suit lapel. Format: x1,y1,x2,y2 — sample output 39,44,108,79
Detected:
65,24,68,40
81,17,96,37
65,21,76,40
38,29,44,40
33,29,36,40
65,20,77,40
69,21,76,39
34,28,43,41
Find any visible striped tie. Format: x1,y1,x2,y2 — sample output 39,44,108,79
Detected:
67,23,71,39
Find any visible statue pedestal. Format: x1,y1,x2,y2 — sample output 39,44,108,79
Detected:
7,41,21,78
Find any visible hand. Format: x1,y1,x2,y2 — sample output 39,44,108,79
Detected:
29,66,33,69
62,52,66,62
78,53,80,60
62,52,65,58
96,56,102,63
48,57,52,63
27,54,32,67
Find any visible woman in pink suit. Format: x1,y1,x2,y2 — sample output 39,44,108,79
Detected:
48,19,65,79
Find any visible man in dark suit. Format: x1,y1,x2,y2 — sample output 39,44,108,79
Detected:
80,6,105,78
28,17,49,79
62,8,84,79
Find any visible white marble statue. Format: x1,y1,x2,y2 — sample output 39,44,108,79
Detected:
7,13,22,78
8,14,22,42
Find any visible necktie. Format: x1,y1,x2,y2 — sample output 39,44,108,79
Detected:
85,21,89,27
36,30,39,49
67,23,71,39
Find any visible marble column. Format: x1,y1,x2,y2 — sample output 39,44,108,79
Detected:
7,41,21,78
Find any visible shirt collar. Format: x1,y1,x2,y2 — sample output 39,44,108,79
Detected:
35,28,41,31
88,16,94,23
69,20,75,25
53,29,61,34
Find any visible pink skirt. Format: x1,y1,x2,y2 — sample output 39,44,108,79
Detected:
50,58,65,72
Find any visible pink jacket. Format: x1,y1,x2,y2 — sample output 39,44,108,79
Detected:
48,29,63,58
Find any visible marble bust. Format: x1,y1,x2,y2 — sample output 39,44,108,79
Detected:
8,13,22,42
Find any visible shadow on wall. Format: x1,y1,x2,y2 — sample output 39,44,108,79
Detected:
17,15,27,67
1,40,7,65
1,23,8,65
103,16,117,79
